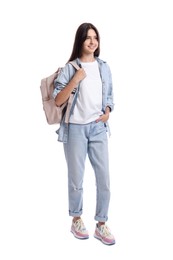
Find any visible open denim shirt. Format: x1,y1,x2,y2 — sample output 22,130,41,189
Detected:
53,57,114,143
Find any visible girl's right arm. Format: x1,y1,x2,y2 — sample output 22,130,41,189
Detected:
55,68,86,106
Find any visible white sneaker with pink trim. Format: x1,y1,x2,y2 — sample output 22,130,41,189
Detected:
94,224,115,245
71,219,89,239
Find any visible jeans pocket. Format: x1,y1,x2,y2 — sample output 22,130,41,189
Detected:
95,121,107,135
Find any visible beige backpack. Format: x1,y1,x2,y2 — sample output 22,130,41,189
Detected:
40,62,80,124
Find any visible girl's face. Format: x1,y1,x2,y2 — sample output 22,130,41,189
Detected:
82,29,99,55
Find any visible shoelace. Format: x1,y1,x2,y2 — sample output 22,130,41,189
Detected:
99,225,112,237
74,219,86,231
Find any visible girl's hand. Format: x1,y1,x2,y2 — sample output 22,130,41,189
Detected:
96,106,110,123
96,113,109,123
72,68,86,84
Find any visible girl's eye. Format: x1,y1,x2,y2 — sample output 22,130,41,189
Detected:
86,36,98,40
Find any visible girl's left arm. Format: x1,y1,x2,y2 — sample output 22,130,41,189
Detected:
106,65,114,112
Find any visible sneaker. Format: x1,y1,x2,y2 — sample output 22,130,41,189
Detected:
94,224,115,245
71,219,89,239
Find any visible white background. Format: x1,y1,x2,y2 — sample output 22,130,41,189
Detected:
0,0,173,259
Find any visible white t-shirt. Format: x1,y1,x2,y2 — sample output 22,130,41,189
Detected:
69,60,103,124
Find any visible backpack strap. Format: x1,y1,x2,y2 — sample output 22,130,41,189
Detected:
64,62,81,123
64,93,74,124
69,61,81,70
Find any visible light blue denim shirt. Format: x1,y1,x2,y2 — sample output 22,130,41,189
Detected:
53,57,114,143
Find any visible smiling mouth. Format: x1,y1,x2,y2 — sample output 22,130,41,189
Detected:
88,45,96,49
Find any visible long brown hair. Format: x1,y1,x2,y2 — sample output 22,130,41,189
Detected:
67,23,100,62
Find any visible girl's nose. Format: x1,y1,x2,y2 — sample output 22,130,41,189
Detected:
90,37,95,43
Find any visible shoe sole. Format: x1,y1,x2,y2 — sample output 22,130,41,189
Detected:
71,230,89,240
94,234,115,245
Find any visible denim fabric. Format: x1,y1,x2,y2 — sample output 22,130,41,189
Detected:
63,121,110,222
53,57,114,143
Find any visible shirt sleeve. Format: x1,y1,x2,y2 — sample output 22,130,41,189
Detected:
105,63,115,112
52,63,75,99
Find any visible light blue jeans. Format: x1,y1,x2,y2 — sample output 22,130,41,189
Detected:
63,120,110,222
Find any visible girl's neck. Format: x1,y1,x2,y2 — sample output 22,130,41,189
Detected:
79,55,95,63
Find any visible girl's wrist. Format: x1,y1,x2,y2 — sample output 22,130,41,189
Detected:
105,106,111,114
